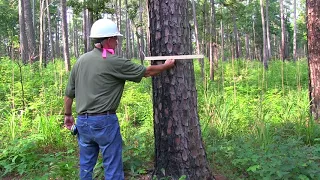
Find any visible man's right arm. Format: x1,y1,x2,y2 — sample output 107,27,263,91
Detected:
144,59,175,77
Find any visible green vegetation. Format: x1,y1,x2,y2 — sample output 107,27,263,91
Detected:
0,57,319,179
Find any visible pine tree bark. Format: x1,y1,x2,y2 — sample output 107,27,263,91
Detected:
148,0,214,179
280,0,286,61
209,0,216,81
19,0,29,63
23,0,36,62
293,0,297,61
61,0,70,71
307,0,320,121
232,11,239,59
260,0,268,69
46,0,55,60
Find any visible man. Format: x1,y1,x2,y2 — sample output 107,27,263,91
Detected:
63,18,175,180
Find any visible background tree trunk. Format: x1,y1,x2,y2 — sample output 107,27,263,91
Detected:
46,0,55,60
148,0,214,179
307,0,320,121
23,0,36,62
209,0,216,81
61,0,70,71
280,0,286,61
266,0,271,59
19,0,29,63
293,0,297,61
260,0,268,69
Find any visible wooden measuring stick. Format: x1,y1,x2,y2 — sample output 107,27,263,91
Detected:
144,54,204,60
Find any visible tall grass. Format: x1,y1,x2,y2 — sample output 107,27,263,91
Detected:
0,57,319,179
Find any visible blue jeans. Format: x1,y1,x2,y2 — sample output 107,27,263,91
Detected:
76,114,124,180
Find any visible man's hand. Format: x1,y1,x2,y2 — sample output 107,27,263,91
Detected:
64,115,75,130
164,59,175,68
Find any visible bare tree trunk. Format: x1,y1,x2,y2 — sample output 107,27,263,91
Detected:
46,0,55,60
83,8,88,53
74,16,79,58
61,0,70,71
253,19,257,60
138,0,144,62
125,0,130,58
307,0,320,121
209,0,216,81
39,0,45,66
280,0,286,61
221,19,224,61
266,0,271,59
149,0,214,178
245,34,250,60
293,0,297,61
191,0,204,79
118,0,123,56
260,0,268,69
232,11,239,59
24,0,37,63
55,18,61,58
19,0,29,63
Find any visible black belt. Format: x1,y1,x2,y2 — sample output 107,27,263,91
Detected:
78,110,116,116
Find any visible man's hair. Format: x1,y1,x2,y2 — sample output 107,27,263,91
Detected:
93,38,107,44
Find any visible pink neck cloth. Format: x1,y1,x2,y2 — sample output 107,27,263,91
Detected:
102,48,115,58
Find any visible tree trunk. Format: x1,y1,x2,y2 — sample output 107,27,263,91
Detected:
46,0,55,60
191,0,204,79
148,0,214,179
209,0,216,81
83,8,88,53
23,0,36,62
293,0,297,61
307,0,320,121
39,0,45,67
74,16,79,58
221,19,224,61
266,0,271,59
232,11,239,59
245,34,250,60
19,0,29,63
260,0,268,69
125,0,130,58
280,0,286,61
61,0,70,71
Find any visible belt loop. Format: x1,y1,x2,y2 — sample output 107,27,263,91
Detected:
86,113,88,119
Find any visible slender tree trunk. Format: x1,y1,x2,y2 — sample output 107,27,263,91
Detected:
245,34,250,60
83,8,88,53
55,18,61,58
149,0,214,179
19,0,29,63
24,0,37,62
232,11,239,59
46,0,55,60
125,0,130,58
221,19,224,61
61,0,70,71
191,0,204,79
280,0,286,61
209,0,216,81
202,2,206,55
307,0,320,121
39,0,45,67
138,0,144,61
253,19,257,60
293,0,297,61
260,0,268,69
266,0,271,59
74,16,79,58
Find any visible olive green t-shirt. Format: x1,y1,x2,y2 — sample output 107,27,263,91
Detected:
65,48,146,114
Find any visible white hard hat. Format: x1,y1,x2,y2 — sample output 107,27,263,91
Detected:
89,19,123,38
